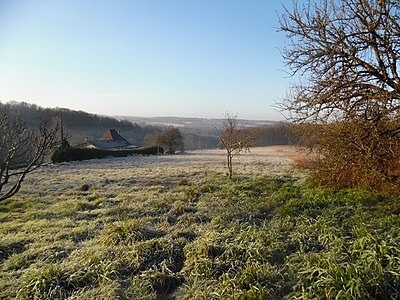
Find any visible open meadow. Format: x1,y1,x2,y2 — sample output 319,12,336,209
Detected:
1,146,400,299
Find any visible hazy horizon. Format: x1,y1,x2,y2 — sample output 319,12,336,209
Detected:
0,0,295,121
2,99,282,123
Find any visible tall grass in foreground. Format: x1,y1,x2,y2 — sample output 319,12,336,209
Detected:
1,168,399,299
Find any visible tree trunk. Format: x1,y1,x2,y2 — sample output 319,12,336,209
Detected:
227,153,233,179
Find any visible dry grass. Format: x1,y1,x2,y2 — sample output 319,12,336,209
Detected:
1,146,303,299
1,146,399,299
20,146,303,196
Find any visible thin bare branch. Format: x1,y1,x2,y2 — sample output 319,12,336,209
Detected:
0,109,60,201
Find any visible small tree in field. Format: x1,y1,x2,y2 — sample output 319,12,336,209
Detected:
159,126,184,154
218,113,254,179
0,108,59,201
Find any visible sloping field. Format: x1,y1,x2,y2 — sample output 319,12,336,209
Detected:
1,146,399,299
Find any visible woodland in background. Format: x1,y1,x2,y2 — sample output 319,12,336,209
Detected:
0,102,160,147
0,101,295,150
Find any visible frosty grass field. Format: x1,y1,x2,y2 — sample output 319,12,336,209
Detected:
1,146,399,299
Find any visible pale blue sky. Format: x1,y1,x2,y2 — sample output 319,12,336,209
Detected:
0,0,294,120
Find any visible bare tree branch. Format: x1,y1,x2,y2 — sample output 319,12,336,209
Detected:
0,108,60,201
279,0,400,193
279,0,400,121
218,113,255,179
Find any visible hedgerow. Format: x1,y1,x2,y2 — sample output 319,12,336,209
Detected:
51,146,163,163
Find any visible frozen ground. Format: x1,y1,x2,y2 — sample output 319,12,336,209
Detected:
49,145,301,173
18,145,305,199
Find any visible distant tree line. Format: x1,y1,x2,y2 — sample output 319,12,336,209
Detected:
181,133,220,150
0,102,161,147
244,122,298,147
1,102,296,151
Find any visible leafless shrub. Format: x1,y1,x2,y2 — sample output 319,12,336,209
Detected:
0,108,59,201
279,0,400,193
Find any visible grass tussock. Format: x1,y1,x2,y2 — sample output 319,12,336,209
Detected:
0,147,399,299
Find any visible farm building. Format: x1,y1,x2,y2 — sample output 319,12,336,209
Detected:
78,129,138,150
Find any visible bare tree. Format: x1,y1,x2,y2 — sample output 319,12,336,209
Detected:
0,108,59,201
280,0,400,121
159,126,184,154
218,113,254,179
279,0,400,192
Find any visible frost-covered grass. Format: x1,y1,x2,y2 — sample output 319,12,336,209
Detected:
1,146,399,299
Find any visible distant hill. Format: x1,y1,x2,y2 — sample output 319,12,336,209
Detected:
0,101,161,147
1,101,294,149
118,116,276,132
118,116,294,149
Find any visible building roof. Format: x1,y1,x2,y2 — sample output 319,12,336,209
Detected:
100,129,129,143
78,129,138,149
